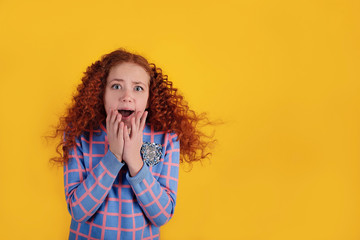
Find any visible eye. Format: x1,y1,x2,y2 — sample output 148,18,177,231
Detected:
134,86,144,91
111,84,121,90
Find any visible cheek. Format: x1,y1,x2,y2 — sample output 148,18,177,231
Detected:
145,94,150,108
103,92,112,114
103,100,109,115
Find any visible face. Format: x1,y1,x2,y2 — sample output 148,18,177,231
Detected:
103,62,150,127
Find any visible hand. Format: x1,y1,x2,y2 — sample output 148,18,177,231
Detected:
106,109,124,163
123,111,148,176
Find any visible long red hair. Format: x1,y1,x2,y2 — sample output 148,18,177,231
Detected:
50,48,215,166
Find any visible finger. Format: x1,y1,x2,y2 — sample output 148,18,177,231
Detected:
110,109,117,125
135,111,142,130
140,111,148,131
123,124,130,141
113,112,120,135
130,115,136,138
116,114,122,136
106,108,112,129
118,121,124,140
109,110,118,134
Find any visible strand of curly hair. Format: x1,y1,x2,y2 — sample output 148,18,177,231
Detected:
49,49,216,167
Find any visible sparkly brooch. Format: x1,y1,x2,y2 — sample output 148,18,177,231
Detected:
141,142,162,166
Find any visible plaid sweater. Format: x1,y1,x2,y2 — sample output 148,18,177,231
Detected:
64,123,180,240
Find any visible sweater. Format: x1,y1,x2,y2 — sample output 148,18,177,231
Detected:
63,122,180,240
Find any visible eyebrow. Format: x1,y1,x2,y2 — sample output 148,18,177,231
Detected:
110,78,148,86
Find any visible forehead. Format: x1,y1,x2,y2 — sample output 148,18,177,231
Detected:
107,62,150,85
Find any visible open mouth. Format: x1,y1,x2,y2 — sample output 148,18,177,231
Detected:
118,109,134,118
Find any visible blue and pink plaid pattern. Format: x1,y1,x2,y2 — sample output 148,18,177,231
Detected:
64,123,180,240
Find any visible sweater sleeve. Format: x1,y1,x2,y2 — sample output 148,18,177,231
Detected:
63,135,125,222
126,132,180,227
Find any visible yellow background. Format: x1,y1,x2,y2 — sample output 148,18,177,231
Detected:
0,0,359,239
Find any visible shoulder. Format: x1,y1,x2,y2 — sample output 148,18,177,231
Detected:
76,125,106,146
143,124,179,149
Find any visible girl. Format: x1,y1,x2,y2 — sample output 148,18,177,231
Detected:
51,48,214,240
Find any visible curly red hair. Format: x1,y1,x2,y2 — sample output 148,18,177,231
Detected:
50,48,215,166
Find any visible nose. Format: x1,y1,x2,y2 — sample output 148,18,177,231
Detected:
121,89,133,103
